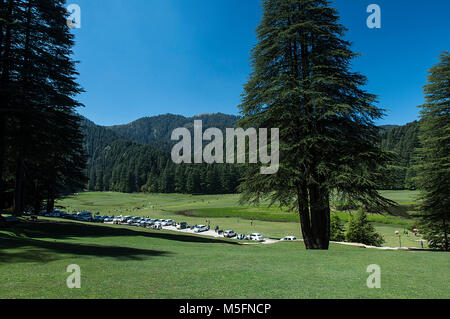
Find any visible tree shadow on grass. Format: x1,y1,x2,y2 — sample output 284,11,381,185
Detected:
1,220,239,245
0,232,170,264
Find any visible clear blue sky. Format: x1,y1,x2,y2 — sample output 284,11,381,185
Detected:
71,0,450,126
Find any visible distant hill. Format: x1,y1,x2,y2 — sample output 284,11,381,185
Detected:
107,113,240,146
379,124,400,133
80,113,242,194
80,113,420,193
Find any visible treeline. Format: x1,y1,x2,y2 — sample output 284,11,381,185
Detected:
0,0,86,214
85,135,242,194
83,114,422,194
108,113,239,146
379,121,421,190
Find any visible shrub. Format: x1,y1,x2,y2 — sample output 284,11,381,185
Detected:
345,210,385,247
330,214,345,242
419,220,449,251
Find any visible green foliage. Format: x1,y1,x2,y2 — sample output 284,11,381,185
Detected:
0,0,86,213
345,210,385,247
420,220,450,250
236,0,394,249
379,121,421,190
415,52,450,251
330,214,345,242
1,219,450,298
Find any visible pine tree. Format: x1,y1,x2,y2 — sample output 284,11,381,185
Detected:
1,0,86,213
330,214,345,242
238,0,394,249
345,210,384,247
415,52,450,251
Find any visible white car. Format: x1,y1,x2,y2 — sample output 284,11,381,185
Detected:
165,219,175,226
250,233,264,242
139,219,149,227
194,225,208,233
161,219,172,226
151,223,162,230
112,216,125,224
281,236,297,241
223,230,237,238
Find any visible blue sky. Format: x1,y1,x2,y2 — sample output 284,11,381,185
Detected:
70,0,450,126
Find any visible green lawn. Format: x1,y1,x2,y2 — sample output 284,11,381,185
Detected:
1,190,445,299
0,220,448,299
55,191,422,246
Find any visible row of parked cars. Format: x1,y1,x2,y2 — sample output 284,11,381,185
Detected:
223,230,265,242
39,209,273,242
38,210,94,222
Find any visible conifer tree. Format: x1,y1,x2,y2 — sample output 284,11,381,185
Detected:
1,0,86,213
415,52,450,251
238,0,393,249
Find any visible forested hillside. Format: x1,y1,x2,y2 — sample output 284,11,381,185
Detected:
108,113,240,147
82,114,420,194
83,114,242,194
379,121,421,189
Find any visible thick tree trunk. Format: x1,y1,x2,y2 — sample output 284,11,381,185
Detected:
297,183,313,248
297,183,331,250
33,179,41,214
0,0,11,211
46,170,56,213
13,157,25,215
0,122,5,210
309,183,330,250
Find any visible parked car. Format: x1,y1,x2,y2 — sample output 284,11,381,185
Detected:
194,225,208,233
177,222,190,230
151,223,162,230
139,219,149,227
250,233,264,242
93,215,105,223
121,216,132,224
103,216,114,223
113,216,128,224
128,217,141,226
76,212,93,222
162,219,175,226
145,219,157,227
223,230,237,238
281,236,297,241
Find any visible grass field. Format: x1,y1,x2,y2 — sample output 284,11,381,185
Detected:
55,191,422,247
1,219,449,299
1,190,447,299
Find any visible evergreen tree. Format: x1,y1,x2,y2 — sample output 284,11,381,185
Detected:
330,214,345,242
415,52,450,251
345,210,384,247
0,0,86,213
238,0,394,249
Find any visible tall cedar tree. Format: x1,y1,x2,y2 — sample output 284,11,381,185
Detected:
238,0,394,249
0,0,86,213
416,52,450,251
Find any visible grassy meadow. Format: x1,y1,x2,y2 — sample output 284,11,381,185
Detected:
55,191,422,247
1,190,448,299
